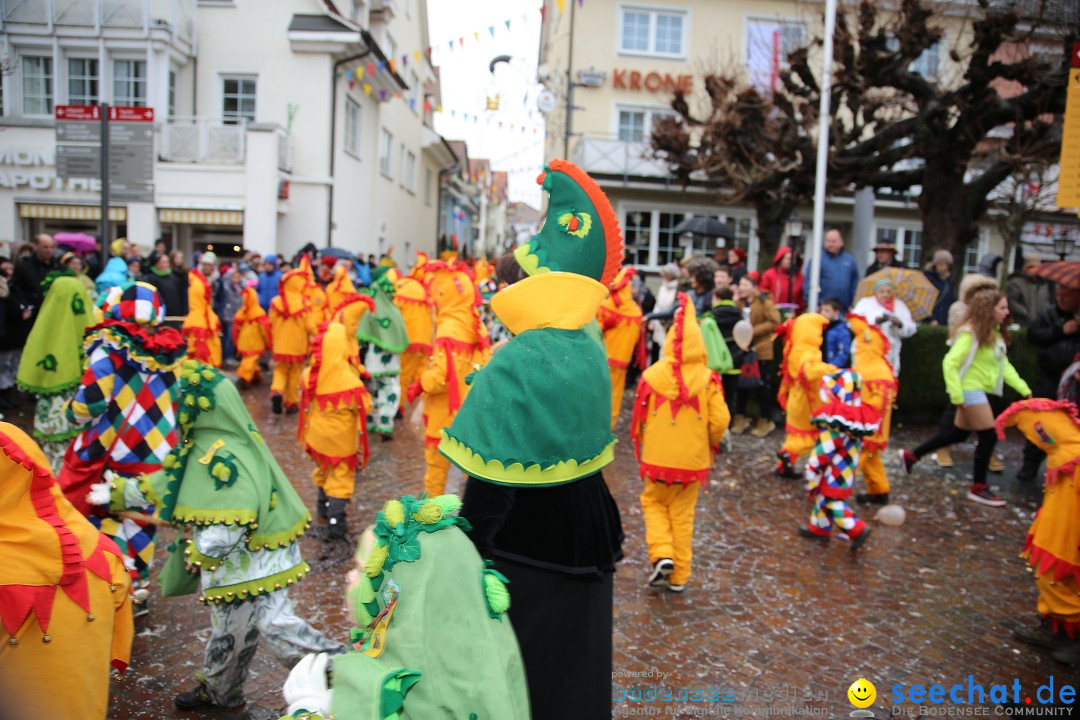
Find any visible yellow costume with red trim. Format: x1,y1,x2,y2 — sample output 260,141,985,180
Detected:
598,266,644,429
233,286,271,384
412,260,490,496
326,266,375,363
270,266,313,410
776,313,838,474
394,267,435,391
632,294,729,587
849,315,897,498
996,400,1080,639
300,321,372,504
0,422,133,719
182,268,223,367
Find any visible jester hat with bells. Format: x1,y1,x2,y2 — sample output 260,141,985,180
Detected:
440,159,624,487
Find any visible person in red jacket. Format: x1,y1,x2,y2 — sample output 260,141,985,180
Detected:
760,247,805,314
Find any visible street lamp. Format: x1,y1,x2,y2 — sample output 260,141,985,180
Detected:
1054,231,1074,261
784,211,804,306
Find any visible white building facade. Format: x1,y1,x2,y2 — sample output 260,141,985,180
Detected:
0,0,453,262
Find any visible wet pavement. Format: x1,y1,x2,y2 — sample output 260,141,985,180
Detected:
6,382,1063,719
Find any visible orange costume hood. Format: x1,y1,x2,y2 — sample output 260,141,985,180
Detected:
640,294,714,413
778,313,836,406
848,314,896,390
300,321,371,468
272,267,314,319
233,287,271,354
996,400,1080,488
599,266,644,324
326,266,375,348
394,273,435,351
426,260,489,349
182,269,221,333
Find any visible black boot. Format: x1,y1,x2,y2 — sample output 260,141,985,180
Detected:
316,487,328,521
271,393,283,415
1014,619,1070,650
0,388,18,410
326,497,348,541
855,492,890,505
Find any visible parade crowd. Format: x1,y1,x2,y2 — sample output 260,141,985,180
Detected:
1,161,1078,720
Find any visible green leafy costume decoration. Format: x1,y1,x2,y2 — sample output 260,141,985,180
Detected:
156,361,312,603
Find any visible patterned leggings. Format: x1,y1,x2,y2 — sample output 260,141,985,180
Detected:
807,495,867,539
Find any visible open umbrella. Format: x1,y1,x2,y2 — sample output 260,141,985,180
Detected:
1032,261,1080,290
854,267,940,321
321,247,355,261
673,215,733,240
54,231,97,253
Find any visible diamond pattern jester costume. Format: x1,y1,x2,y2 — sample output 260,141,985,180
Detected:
407,259,490,497
270,262,316,413
801,369,881,549
996,399,1080,665
157,362,346,709
632,293,729,590
232,286,271,385
445,159,625,719
0,423,133,720
776,313,839,478
393,254,435,391
182,267,223,367
849,314,898,504
300,319,372,540
358,267,409,437
599,265,645,429
16,271,94,473
59,282,186,592
277,494,530,719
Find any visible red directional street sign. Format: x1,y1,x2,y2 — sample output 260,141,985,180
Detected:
108,106,154,122
55,104,100,121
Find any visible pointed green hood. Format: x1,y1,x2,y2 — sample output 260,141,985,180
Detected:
17,273,92,395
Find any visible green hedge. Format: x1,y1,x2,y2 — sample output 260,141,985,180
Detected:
893,326,1038,424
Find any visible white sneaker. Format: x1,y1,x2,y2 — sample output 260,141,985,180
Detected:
667,584,685,593
647,558,674,587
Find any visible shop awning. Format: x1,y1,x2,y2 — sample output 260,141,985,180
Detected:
159,208,244,225
18,203,127,221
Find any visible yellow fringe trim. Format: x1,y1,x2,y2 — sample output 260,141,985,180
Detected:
438,432,616,487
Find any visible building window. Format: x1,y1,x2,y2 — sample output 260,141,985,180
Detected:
344,98,361,156
68,58,98,106
657,212,688,267
403,150,416,192
113,60,147,106
424,167,433,205
963,233,990,276
379,128,393,177
168,69,177,117
22,56,53,115
746,18,805,93
222,76,256,124
617,106,675,142
886,36,940,81
619,8,686,57
875,225,922,268
623,210,651,266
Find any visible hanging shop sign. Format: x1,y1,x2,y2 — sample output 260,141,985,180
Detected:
612,69,692,94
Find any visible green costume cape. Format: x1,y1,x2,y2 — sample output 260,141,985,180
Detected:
16,272,92,395
439,159,623,487
156,362,311,552
357,268,409,353
328,494,529,720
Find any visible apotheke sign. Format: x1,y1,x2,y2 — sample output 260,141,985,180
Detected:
0,148,100,192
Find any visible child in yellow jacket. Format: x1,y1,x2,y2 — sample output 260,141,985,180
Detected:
269,267,312,414
632,294,729,592
233,286,271,386
598,266,644,429
300,319,372,540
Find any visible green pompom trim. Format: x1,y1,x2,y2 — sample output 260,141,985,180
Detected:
31,425,81,443
17,377,82,396
482,560,511,620
200,561,311,604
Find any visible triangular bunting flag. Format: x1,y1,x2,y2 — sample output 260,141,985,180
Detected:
556,0,565,13
488,26,495,38
389,58,396,73
505,19,511,30
367,63,375,76
356,66,365,80
414,50,422,62
363,83,373,96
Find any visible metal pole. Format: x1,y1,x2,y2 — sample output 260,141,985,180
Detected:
807,0,838,313
100,103,110,269
563,0,575,158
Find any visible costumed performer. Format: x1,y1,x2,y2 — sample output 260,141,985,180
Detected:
998,399,1080,667
278,494,530,719
393,254,435,391
405,259,490,497
270,261,315,415
358,267,409,439
632,293,729,593
16,269,93,473
59,282,186,608
598,265,645,429
325,264,375,364
798,369,880,552
0,423,133,719
443,159,625,718
182,251,223,367
776,311,839,478
300,319,372,540
159,361,348,710
849,314,898,505
233,285,271,387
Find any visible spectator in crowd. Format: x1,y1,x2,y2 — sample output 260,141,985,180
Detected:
804,228,860,310
714,265,733,299
820,298,853,369
0,257,19,412
1020,282,1080,481
61,252,97,299
727,247,748,283
169,248,188,275
977,253,1004,283
865,240,904,276
1006,256,1053,326
924,249,955,326
141,252,188,329
649,263,680,363
760,246,805,313
735,272,781,437
648,257,716,321
852,277,917,374
710,285,745,415
13,233,56,329
125,256,142,280
257,254,282,310
216,266,246,367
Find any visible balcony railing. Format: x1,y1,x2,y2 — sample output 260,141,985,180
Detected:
161,117,245,164
571,135,672,179
2,0,195,44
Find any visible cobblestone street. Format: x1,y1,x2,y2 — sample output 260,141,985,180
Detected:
8,383,1057,719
